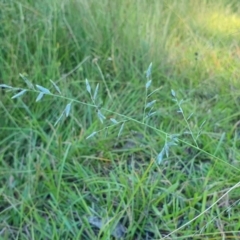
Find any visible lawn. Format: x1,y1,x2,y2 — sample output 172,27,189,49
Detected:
1,0,240,239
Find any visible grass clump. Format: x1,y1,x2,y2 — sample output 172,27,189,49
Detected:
1,0,240,239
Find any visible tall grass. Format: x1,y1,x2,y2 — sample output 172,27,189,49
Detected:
1,0,240,239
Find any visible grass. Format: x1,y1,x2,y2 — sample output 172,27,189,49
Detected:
1,0,240,239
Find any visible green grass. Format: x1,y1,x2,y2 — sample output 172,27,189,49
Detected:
1,0,240,239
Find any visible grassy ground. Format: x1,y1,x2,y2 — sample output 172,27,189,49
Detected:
1,0,240,239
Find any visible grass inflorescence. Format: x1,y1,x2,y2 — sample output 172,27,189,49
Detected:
1,0,240,239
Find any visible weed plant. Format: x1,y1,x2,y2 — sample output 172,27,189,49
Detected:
1,0,240,239
1,61,240,239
